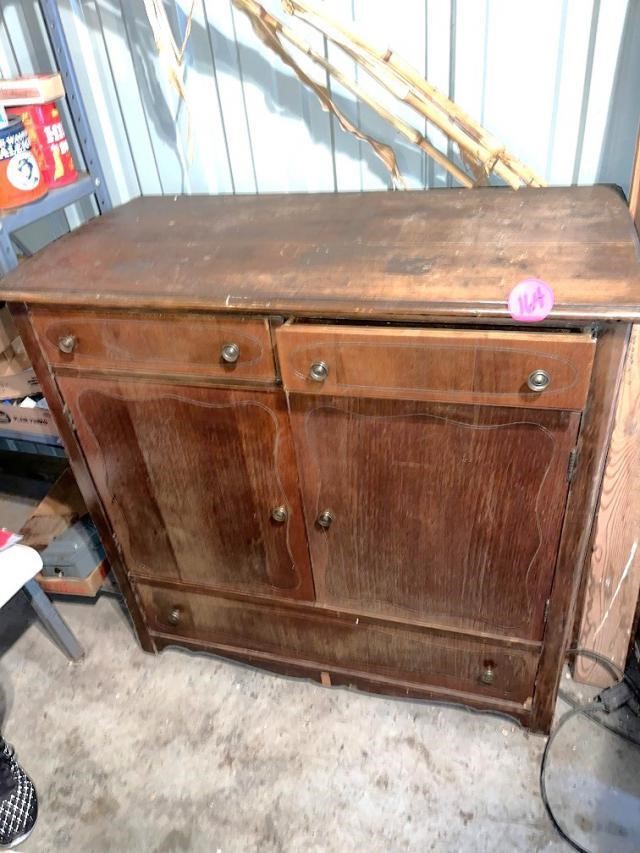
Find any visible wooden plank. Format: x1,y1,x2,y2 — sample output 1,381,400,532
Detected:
0,187,639,322
573,134,640,685
531,322,630,731
574,327,640,684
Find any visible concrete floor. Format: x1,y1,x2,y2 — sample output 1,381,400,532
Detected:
1,589,639,853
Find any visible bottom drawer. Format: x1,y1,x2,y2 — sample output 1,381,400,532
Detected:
139,584,539,705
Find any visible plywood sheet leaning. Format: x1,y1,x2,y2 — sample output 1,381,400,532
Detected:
574,136,640,686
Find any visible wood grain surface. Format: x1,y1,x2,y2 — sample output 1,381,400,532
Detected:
531,323,630,730
30,308,276,382
573,311,640,684
572,140,640,685
288,394,579,641
151,632,532,725
2,186,640,321
138,582,539,705
277,324,595,410
56,377,314,601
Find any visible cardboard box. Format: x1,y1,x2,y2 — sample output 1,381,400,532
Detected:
0,367,40,399
0,402,60,444
0,317,39,398
0,73,65,106
1,337,31,374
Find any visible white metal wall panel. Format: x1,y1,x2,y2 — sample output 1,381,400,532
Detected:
578,0,629,184
0,0,637,228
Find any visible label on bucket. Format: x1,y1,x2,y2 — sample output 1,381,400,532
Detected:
507,278,554,322
6,150,40,191
0,125,31,161
0,118,46,209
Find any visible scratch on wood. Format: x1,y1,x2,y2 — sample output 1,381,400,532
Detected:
593,540,637,638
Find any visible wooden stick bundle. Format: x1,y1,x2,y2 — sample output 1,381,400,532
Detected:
286,0,545,188
233,0,545,189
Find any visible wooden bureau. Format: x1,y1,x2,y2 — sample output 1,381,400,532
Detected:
3,186,640,733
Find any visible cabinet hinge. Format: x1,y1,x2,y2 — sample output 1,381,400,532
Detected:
62,402,76,433
566,447,579,483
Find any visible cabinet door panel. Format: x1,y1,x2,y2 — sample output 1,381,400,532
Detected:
289,395,580,639
58,378,313,600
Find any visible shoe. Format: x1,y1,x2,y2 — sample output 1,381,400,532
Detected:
0,738,37,849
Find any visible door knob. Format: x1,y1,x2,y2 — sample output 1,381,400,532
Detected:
57,334,76,354
270,505,288,523
527,369,550,392
221,342,240,364
309,361,328,382
316,509,334,529
167,606,182,626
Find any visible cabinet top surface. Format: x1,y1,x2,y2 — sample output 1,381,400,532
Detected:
3,185,640,322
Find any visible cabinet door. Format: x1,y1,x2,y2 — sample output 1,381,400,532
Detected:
288,395,581,640
57,378,314,600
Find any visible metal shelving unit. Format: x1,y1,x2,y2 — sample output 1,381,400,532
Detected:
0,0,112,276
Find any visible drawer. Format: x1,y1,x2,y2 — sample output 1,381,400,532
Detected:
276,324,595,410
30,309,276,382
139,583,539,704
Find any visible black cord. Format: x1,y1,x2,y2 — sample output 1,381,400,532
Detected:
540,647,640,853
564,646,624,680
558,688,640,749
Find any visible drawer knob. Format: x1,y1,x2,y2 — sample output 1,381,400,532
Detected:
317,509,334,529
480,663,495,685
270,505,288,523
167,606,182,627
221,342,240,364
527,369,550,392
57,334,76,354
309,361,329,382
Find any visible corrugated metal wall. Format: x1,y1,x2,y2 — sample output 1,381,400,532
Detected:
0,0,639,235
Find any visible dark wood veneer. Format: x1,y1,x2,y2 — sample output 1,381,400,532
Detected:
3,186,639,733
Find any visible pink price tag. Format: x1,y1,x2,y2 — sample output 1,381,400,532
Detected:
507,278,554,322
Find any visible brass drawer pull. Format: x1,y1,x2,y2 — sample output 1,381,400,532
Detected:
527,369,550,392
316,509,334,529
309,361,328,382
57,334,76,354
167,606,182,627
221,342,240,364
270,505,288,523
480,663,495,685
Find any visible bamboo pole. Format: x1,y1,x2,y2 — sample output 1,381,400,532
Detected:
276,34,474,188
234,0,474,187
286,0,546,187
233,0,405,186
332,40,523,189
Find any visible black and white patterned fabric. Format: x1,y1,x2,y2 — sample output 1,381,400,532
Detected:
0,739,37,849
